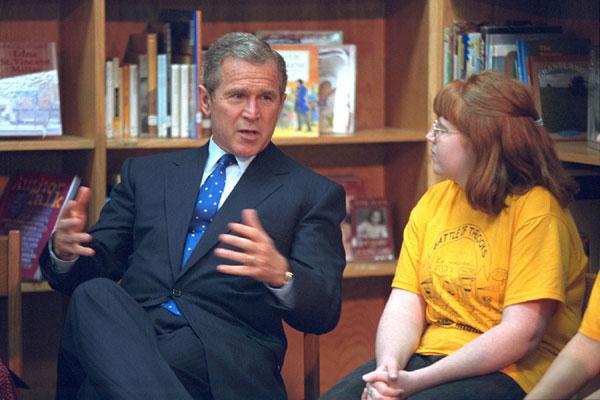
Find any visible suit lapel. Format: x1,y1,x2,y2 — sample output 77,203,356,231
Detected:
180,143,288,275
166,146,208,277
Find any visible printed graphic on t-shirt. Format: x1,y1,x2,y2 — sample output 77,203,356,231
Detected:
421,224,507,332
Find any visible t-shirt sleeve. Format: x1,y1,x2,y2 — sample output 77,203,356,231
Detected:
503,214,572,307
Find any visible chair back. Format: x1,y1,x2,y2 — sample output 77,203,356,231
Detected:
0,230,22,377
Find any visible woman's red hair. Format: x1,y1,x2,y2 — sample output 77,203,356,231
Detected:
433,70,578,215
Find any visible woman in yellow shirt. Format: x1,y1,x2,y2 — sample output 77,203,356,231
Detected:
321,70,587,400
527,275,600,399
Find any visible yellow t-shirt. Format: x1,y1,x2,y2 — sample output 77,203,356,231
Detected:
580,275,600,342
392,180,587,393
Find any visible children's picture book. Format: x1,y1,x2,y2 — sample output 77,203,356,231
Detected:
351,198,395,261
318,45,356,135
0,42,62,137
516,36,590,86
270,44,319,137
529,54,589,136
0,170,80,281
327,175,366,262
256,30,343,45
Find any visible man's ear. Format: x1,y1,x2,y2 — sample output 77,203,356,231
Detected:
198,85,211,117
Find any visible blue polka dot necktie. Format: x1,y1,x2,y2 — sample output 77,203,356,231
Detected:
181,153,237,268
162,153,236,316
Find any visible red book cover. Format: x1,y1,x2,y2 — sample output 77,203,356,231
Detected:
351,198,395,261
0,170,80,281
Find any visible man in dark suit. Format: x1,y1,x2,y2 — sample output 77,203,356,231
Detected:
40,32,346,399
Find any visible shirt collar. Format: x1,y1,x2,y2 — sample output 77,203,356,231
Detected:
207,137,255,174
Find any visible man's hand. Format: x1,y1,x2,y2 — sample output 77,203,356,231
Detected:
52,186,95,261
215,209,291,287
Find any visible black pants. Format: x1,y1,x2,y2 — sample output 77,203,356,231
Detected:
56,278,211,399
320,355,526,400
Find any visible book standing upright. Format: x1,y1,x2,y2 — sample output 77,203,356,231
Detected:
0,42,62,137
270,44,320,137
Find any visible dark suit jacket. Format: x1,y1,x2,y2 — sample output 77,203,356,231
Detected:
40,142,346,398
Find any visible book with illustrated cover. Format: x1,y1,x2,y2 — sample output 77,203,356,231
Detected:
327,175,365,262
319,45,356,135
351,198,395,261
256,30,343,45
516,36,590,86
0,42,62,137
0,170,80,281
529,55,589,136
270,44,319,137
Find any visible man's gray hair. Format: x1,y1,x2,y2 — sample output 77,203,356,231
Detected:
202,32,287,97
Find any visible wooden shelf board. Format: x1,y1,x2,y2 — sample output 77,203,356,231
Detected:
0,135,95,151
343,259,397,278
20,260,397,292
22,280,52,293
556,141,600,167
106,128,426,150
107,137,209,149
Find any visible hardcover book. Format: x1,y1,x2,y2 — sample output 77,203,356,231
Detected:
0,42,62,137
529,55,589,136
270,44,319,137
351,198,395,261
516,37,590,86
0,170,80,281
125,33,158,137
318,45,356,135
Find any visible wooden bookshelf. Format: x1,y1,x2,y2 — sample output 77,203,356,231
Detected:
1,0,598,398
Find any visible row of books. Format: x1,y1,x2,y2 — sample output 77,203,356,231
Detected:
0,42,63,137
0,170,80,281
106,9,203,139
105,27,358,139
443,20,592,137
256,30,357,137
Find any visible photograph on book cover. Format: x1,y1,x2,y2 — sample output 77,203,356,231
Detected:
0,42,62,137
319,45,356,135
351,198,395,261
529,55,589,136
270,44,319,137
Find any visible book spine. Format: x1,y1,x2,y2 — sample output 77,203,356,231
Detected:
170,64,181,138
193,11,202,138
189,64,197,138
147,33,158,137
137,54,149,136
105,60,114,139
129,64,139,137
157,54,168,138
112,57,121,138
121,64,130,138
180,63,190,138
